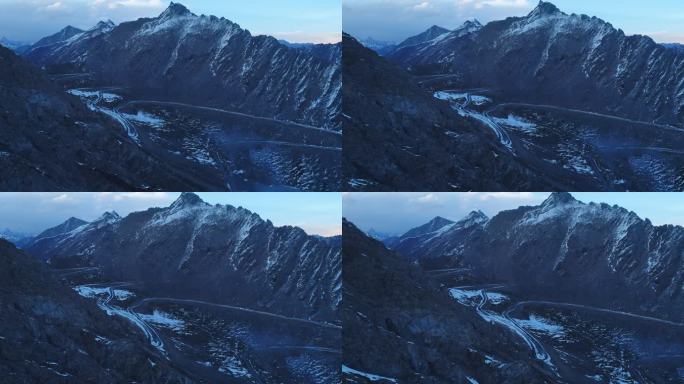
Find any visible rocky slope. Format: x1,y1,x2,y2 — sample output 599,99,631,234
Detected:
24,2,341,130
24,193,341,321
342,32,561,191
342,219,553,383
387,1,684,126
24,26,84,52
389,193,684,321
0,44,205,191
0,239,190,383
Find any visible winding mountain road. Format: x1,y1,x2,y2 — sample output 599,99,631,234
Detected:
475,290,553,367
124,100,341,136
509,300,684,328
94,284,166,356
131,297,342,330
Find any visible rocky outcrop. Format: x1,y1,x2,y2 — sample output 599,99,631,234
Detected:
0,239,190,383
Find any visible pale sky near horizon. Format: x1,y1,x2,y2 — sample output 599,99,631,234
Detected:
343,0,684,44
0,0,341,43
0,193,341,237
344,192,684,235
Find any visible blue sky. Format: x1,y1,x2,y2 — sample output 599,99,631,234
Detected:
0,192,341,237
344,192,684,235
343,0,684,44
0,0,341,43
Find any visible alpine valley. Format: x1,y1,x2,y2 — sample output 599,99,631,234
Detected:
344,1,684,191
1,2,341,191
343,193,684,383
0,193,341,383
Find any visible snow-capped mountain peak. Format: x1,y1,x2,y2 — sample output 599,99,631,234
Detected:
529,1,563,18
461,19,483,30
461,210,489,226
541,192,578,207
169,192,207,211
91,20,116,31
97,211,121,223
160,2,195,19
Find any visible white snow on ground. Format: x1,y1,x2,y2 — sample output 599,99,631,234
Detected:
94,335,111,344
139,310,185,332
494,114,537,133
434,91,468,102
67,89,121,103
74,286,108,298
449,288,508,305
517,314,566,339
341,365,398,383
484,292,508,305
466,377,480,384
218,356,251,378
557,143,595,175
122,111,165,128
183,137,217,166
348,178,375,188
73,285,133,301
434,91,491,105
470,95,492,105
449,288,481,306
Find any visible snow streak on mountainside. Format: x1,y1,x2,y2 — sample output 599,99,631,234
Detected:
387,193,684,321
23,3,341,130
387,1,684,126
24,193,340,321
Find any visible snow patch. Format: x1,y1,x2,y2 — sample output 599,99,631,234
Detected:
342,365,397,382
121,111,165,128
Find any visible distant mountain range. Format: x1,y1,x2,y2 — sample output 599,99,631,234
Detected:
0,37,30,53
22,2,340,130
385,192,684,322
22,193,341,321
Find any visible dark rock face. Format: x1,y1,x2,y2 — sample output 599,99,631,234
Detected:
387,1,684,126
0,239,190,383
389,193,684,321
23,3,341,130
24,193,341,321
342,33,558,191
342,219,553,383
0,45,205,191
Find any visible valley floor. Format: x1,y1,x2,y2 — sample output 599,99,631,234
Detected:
60,267,341,383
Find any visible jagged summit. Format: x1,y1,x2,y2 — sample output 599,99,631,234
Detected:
97,211,121,222
462,210,488,222
92,20,115,30
528,1,562,17
160,2,195,18
170,192,206,209
461,19,483,29
541,192,578,206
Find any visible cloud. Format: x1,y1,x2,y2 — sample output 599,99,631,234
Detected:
456,0,530,9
